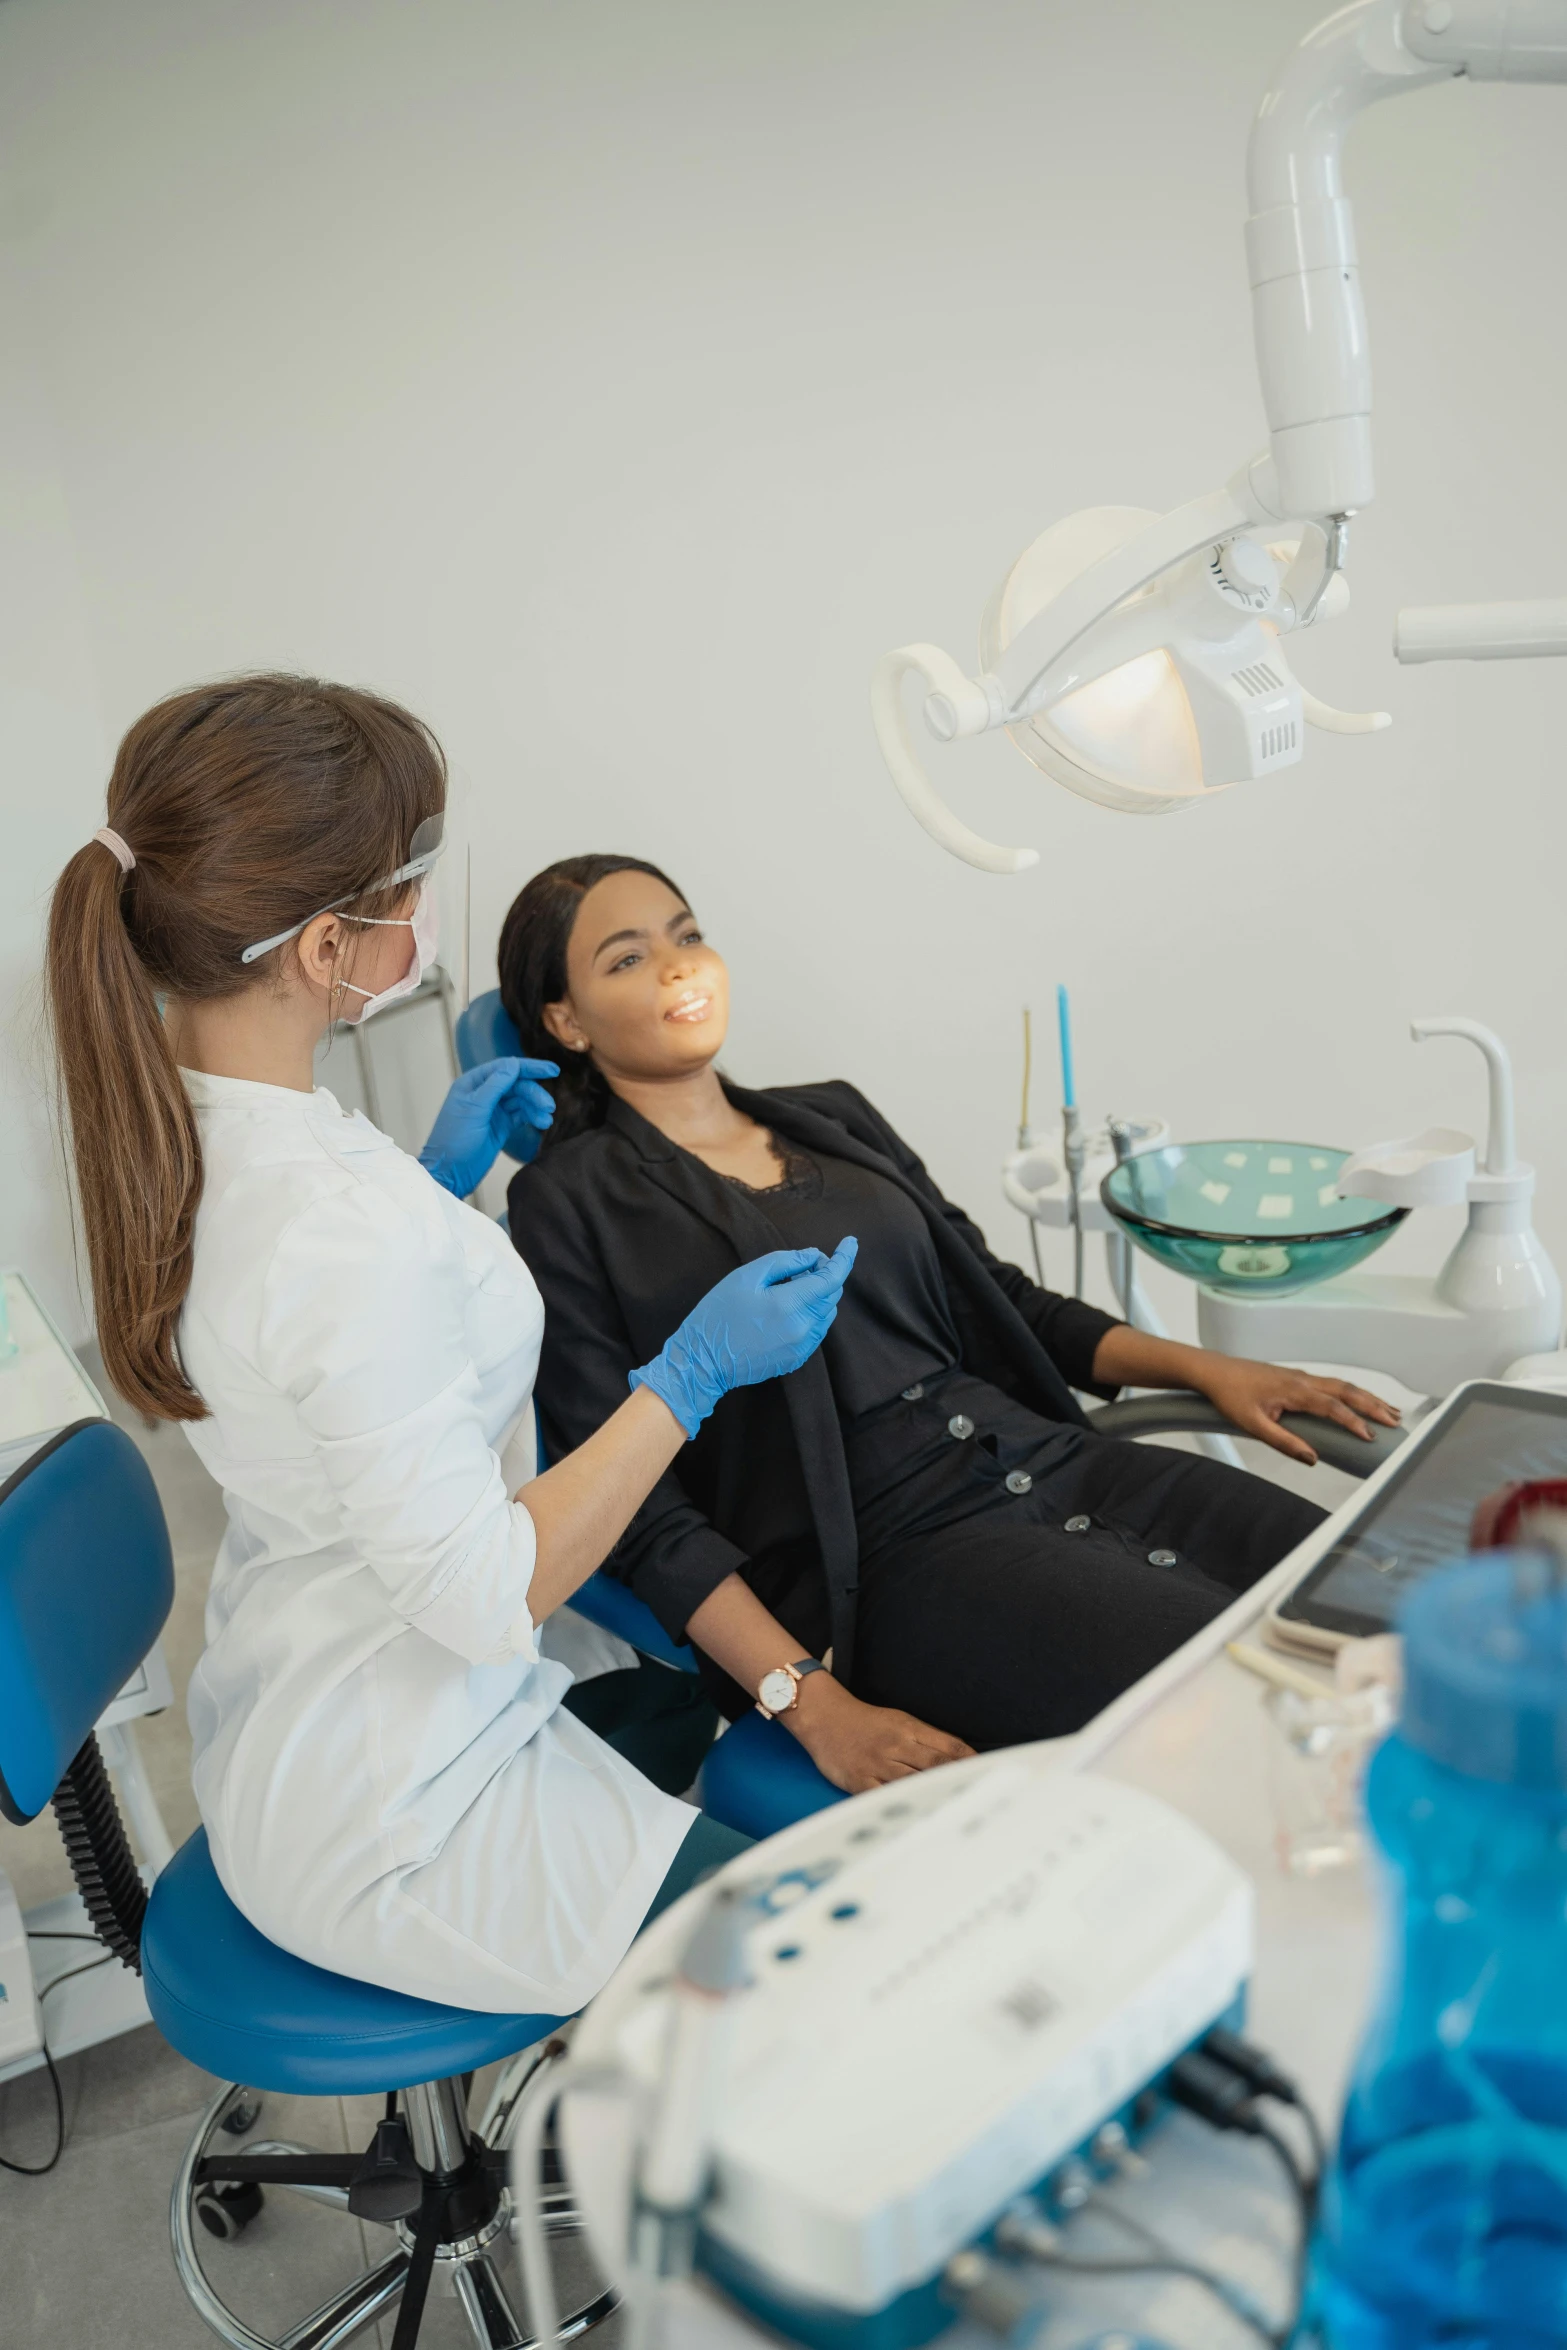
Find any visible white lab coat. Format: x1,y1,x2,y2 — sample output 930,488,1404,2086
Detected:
179,1069,694,2015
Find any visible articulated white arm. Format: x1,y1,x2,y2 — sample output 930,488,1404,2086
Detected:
1396,601,1567,661
871,1,1567,872
1247,0,1567,524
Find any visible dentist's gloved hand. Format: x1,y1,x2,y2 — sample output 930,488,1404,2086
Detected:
630,1237,858,1438
418,1057,559,1198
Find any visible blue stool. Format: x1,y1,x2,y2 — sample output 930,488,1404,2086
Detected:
0,1419,613,2350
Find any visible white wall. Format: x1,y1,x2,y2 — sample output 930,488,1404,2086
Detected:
3,0,1565,1349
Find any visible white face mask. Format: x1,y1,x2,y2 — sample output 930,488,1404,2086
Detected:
338,881,439,1022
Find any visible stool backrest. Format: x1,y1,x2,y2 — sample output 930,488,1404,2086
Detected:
454,988,522,1073
0,1419,174,1825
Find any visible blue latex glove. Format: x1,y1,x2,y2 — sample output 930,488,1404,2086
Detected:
630,1238,859,1438
418,1057,559,1197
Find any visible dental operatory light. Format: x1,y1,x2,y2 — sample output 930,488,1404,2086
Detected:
874,0,1567,873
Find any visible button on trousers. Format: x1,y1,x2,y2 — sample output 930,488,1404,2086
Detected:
850,1431,1324,1750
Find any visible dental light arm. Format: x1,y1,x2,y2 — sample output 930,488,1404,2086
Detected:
1396,600,1567,661
876,0,1567,871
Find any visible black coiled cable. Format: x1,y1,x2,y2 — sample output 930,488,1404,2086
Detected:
50,1735,145,1973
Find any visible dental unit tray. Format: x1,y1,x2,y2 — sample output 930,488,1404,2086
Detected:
558,1755,1253,2348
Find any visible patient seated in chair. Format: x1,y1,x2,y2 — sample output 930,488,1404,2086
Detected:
500,855,1398,1794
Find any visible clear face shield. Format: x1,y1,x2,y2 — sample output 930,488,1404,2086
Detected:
239,814,447,970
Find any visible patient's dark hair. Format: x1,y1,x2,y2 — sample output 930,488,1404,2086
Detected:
497,854,686,1151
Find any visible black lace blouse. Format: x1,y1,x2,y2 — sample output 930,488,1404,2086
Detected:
723,1139,959,1417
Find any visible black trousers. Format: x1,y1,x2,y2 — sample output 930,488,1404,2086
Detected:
849,1428,1324,1749
561,1657,719,1794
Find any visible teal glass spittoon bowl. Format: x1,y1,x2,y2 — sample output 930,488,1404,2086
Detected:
1101,1141,1407,1300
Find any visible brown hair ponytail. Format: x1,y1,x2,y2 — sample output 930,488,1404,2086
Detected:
46,675,446,1421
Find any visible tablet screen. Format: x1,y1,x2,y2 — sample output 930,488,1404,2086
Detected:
1278,1386,1567,1637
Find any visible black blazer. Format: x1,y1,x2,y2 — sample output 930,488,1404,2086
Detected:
508,1081,1119,1695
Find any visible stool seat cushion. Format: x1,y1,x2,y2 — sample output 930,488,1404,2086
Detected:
142,1831,563,2094
696,1709,846,1840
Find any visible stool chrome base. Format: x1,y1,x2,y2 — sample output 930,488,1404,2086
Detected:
172,2077,616,2350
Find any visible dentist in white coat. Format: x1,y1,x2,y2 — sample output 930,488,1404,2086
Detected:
46,674,854,2014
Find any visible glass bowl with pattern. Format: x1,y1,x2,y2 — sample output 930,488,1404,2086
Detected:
1101,1140,1407,1299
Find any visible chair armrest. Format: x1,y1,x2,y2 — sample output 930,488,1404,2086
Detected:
568,1569,701,1674
1084,1390,1404,1481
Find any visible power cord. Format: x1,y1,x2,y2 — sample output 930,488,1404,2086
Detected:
0,2048,65,2178
1201,2025,1328,2184
1169,2038,1326,2313
999,2197,1281,2349
1004,2031,1326,2350
1086,2189,1282,2344
0,1937,118,2177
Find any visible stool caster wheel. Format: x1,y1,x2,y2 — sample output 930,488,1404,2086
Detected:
194,2180,264,2239
219,2094,262,2136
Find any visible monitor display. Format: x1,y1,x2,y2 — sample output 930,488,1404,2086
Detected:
1278,1386,1567,1637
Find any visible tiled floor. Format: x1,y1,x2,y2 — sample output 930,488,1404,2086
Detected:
0,2025,617,2347
0,1379,618,2348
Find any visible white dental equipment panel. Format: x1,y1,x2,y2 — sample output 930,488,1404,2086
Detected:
558,1756,1252,2344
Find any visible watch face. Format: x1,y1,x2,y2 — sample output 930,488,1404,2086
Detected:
758,1668,796,1715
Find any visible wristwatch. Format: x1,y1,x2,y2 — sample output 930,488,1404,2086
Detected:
755,1658,827,1719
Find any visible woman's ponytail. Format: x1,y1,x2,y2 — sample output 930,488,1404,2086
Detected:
45,675,447,1421
46,842,204,1420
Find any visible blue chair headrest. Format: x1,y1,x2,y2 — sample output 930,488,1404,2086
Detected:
0,1420,175,1823
454,989,523,1073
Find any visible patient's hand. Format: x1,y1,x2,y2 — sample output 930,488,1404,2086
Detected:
788,1675,973,1795
1188,1354,1400,1467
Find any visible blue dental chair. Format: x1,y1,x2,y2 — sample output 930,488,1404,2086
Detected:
698,1401,1407,1835
456,989,705,1681
457,988,841,1827
456,997,1408,1844
0,1419,612,2350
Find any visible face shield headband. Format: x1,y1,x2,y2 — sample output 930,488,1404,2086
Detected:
239,813,446,967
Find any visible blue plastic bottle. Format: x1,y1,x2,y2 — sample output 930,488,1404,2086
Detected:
1315,1554,1567,2349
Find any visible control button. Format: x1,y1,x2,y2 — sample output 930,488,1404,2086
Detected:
947,1413,975,1441
1149,1548,1178,1568
901,1383,925,1402
1064,1514,1091,1534
1005,1470,1033,1496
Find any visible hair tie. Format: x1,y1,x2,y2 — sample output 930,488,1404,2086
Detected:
92,827,136,875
